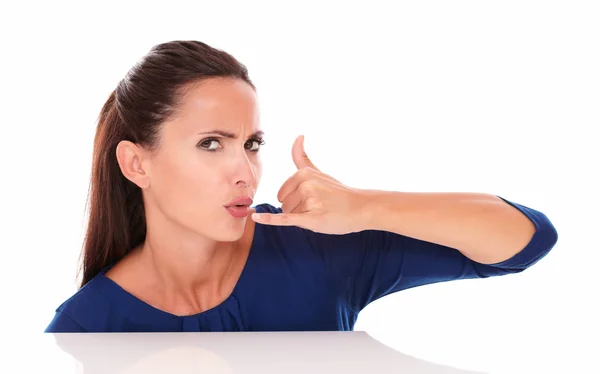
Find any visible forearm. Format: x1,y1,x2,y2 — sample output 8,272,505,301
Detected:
358,190,536,264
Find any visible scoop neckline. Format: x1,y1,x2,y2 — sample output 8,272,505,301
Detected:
98,205,265,319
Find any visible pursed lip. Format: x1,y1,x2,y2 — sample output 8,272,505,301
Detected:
224,196,253,207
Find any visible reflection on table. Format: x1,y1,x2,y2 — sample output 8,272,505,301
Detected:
41,331,487,373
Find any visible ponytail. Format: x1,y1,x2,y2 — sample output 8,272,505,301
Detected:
78,90,146,287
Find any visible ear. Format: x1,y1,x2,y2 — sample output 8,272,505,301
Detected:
115,140,151,188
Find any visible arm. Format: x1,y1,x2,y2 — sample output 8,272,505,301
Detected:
358,191,550,265
297,193,557,312
255,137,555,264
251,137,558,310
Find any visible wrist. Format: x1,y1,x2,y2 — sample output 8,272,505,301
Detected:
353,188,391,231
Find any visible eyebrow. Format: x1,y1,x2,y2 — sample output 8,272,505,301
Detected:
197,130,264,138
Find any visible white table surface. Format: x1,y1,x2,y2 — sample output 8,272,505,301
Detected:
6,331,490,374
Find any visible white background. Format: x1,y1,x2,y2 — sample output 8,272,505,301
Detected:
1,1,599,373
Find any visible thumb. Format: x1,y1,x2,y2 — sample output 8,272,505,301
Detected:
292,135,319,171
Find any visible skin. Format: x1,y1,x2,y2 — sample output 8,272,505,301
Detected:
110,77,263,316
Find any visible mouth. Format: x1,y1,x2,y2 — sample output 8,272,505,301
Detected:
224,196,253,208
224,196,253,218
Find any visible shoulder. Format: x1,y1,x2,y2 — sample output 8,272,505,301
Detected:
45,274,111,332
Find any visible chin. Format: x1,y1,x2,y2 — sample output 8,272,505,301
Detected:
210,220,247,242
221,230,245,242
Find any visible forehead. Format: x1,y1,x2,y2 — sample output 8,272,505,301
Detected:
170,77,260,134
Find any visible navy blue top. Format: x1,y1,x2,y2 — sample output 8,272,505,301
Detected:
45,197,558,332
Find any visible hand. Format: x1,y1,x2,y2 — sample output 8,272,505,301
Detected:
251,135,367,235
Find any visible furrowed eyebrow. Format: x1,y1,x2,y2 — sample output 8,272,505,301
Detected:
197,130,264,139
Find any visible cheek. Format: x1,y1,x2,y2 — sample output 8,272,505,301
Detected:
150,153,218,207
156,154,196,185
252,158,263,186
147,154,230,232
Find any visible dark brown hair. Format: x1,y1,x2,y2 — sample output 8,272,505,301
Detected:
79,40,255,287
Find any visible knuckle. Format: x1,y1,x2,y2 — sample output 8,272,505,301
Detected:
307,180,319,191
298,181,313,195
307,197,323,210
299,167,312,178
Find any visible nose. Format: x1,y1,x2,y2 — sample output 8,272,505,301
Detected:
234,150,257,188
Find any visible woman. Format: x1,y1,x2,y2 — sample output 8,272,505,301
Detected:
45,40,558,333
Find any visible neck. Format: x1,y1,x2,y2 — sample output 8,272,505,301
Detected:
114,198,256,315
140,233,237,293
127,223,245,316
137,194,246,294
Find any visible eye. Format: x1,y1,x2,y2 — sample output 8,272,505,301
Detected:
198,138,222,151
245,138,265,152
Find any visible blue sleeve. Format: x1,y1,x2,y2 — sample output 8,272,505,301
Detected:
44,310,86,333
302,196,558,312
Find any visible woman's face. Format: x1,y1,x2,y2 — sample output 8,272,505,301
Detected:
142,78,263,242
